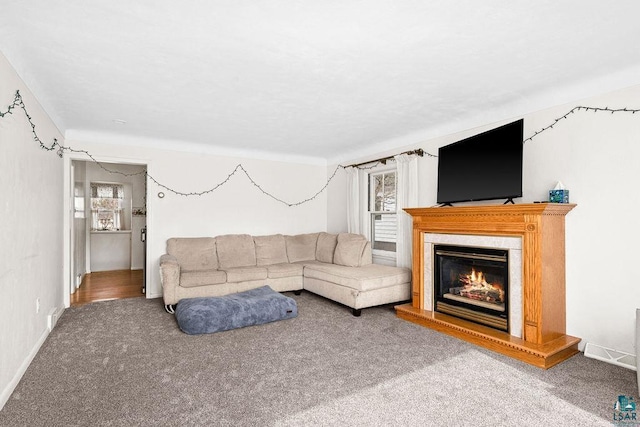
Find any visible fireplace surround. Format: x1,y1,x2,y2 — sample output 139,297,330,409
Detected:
434,245,509,332
395,203,579,369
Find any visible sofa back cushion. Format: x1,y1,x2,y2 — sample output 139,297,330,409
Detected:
167,237,218,270
254,234,288,266
316,232,338,263
216,234,257,269
333,233,372,267
285,233,319,263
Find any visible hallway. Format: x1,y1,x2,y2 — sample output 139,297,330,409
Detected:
71,269,144,306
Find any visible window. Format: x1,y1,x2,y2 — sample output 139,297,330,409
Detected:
369,171,396,252
90,183,125,231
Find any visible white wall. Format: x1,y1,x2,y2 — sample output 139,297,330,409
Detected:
63,138,328,299
328,84,640,355
0,53,64,409
524,85,640,356
326,164,348,234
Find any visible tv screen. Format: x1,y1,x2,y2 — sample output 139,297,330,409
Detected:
436,119,523,204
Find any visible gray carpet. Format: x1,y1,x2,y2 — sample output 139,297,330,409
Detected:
0,291,636,426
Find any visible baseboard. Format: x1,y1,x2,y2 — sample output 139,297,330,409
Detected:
146,292,162,299
0,327,49,411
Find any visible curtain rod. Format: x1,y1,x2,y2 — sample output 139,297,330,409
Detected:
344,148,425,169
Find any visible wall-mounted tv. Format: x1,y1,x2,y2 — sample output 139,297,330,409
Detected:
436,119,523,205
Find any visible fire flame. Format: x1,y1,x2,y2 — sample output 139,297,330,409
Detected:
465,268,502,290
461,268,504,302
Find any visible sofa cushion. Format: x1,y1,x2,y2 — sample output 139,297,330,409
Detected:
216,234,257,269
266,263,304,279
334,233,368,267
167,237,218,270
254,234,288,266
304,263,411,292
180,269,227,288
285,233,319,263
223,266,268,283
316,232,338,263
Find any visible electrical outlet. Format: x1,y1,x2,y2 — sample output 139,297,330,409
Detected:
36,298,40,314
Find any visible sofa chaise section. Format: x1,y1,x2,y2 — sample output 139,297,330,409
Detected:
303,263,411,316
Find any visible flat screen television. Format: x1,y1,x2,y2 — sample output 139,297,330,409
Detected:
436,119,523,204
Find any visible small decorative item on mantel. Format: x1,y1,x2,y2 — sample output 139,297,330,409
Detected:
549,181,570,203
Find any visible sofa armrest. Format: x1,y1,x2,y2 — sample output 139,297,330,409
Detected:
361,241,372,266
160,254,180,305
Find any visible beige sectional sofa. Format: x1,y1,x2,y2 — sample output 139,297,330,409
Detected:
159,232,411,316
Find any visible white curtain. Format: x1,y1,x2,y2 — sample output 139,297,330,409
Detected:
91,208,123,231
346,167,363,234
394,153,419,269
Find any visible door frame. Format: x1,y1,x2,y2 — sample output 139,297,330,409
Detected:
63,153,152,308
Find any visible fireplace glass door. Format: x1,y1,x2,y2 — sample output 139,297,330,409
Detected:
434,245,509,331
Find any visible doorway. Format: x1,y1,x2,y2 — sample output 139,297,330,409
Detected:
69,159,147,306
71,269,143,306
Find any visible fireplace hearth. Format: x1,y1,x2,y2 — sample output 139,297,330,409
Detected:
434,245,509,331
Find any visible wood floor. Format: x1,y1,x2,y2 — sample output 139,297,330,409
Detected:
71,269,144,306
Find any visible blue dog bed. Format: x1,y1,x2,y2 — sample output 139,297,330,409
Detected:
175,285,298,335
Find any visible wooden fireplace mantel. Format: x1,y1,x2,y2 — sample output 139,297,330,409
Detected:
395,203,580,369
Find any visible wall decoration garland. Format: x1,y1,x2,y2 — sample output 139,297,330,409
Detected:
524,106,640,143
0,90,353,206
4,89,637,205
0,90,62,154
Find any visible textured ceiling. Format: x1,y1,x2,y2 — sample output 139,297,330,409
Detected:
1,1,639,164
